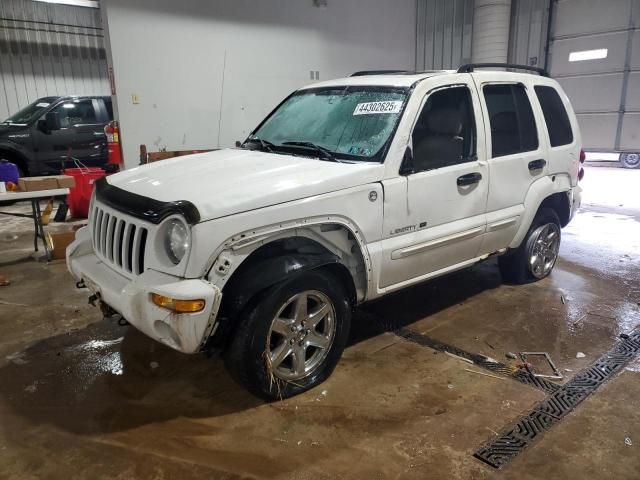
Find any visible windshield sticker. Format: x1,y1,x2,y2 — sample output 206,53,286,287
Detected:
353,101,403,116
35,102,50,108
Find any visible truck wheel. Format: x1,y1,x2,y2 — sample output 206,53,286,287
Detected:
224,269,351,400
621,153,640,169
498,208,561,284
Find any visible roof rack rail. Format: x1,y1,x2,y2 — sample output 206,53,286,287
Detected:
457,63,549,77
350,70,415,77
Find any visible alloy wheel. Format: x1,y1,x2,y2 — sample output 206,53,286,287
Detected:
266,290,336,381
528,223,560,279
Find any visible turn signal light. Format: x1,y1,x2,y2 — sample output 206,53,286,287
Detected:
151,293,205,313
579,149,586,163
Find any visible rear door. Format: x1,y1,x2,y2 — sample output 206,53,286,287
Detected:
34,98,107,172
379,75,489,290
472,74,548,255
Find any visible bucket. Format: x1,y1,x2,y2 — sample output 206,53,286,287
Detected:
63,165,106,219
0,159,20,184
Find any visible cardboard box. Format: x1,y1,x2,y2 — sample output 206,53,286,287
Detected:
19,176,59,192
47,230,76,260
51,175,75,189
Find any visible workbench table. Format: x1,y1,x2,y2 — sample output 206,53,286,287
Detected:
0,188,70,260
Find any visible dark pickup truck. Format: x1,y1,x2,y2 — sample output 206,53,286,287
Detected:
0,95,113,176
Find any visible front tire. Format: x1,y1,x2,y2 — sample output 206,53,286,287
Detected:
224,269,351,400
498,208,561,284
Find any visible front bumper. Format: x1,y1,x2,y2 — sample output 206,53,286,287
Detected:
67,227,221,353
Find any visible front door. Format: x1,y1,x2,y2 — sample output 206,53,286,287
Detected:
33,98,107,173
379,79,489,290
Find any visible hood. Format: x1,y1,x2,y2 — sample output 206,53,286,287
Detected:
0,123,28,138
106,149,385,222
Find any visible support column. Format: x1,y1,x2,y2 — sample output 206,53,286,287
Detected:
471,0,512,63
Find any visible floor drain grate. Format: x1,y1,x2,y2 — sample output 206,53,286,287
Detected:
474,331,640,469
395,328,560,394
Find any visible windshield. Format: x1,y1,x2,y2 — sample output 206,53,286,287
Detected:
3,97,59,125
250,86,409,162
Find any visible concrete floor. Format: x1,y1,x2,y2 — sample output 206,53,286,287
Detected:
0,166,638,479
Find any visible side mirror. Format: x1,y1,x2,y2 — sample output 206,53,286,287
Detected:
43,111,61,132
399,145,415,176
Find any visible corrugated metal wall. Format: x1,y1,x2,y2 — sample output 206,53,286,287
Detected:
0,0,109,121
508,0,550,68
416,0,474,70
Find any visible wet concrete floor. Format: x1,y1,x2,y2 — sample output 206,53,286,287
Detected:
0,166,639,479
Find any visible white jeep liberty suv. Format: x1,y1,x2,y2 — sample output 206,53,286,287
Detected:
67,64,584,400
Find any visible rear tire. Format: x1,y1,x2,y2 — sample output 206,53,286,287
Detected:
224,269,351,401
498,208,561,284
621,153,640,169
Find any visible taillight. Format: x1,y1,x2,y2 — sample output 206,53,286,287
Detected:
578,167,585,181
579,149,586,163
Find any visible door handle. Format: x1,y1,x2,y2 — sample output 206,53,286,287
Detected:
93,131,105,136
457,172,482,186
528,159,547,170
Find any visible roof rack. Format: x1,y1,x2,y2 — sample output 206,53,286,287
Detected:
457,63,549,77
350,70,415,77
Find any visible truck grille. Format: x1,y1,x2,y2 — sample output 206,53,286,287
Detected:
91,204,148,276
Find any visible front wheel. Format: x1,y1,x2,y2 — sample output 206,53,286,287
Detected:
498,208,561,284
224,269,351,400
621,153,640,169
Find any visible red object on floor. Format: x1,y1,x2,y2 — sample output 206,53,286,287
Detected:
64,167,106,219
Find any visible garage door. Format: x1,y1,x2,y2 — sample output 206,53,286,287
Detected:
549,0,640,152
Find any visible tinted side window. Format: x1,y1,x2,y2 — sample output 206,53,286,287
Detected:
483,84,538,158
534,86,573,147
411,86,476,172
53,99,98,128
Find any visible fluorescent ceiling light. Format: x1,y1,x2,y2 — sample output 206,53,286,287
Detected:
33,0,99,8
569,48,608,62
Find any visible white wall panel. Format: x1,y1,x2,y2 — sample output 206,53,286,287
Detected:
620,113,640,150
549,0,640,151
0,0,110,121
102,0,417,168
575,113,620,150
554,0,635,37
557,74,624,113
624,71,640,110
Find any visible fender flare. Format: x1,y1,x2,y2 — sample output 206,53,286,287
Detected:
510,174,572,248
206,251,343,349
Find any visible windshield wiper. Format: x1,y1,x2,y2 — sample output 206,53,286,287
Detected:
282,141,341,162
243,136,276,152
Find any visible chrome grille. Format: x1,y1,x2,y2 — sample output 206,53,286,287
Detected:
91,204,148,276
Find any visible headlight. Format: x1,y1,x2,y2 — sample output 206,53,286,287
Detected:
164,218,190,264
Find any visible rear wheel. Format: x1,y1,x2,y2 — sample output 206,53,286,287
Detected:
621,153,640,169
498,208,561,284
224,269,351,400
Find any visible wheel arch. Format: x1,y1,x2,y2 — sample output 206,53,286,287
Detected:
510,174,572,248
0,147,29,175
202,220,370,349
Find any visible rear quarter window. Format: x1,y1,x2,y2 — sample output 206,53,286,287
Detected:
534,86,573,147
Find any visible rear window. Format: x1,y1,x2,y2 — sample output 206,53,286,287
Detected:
483,84,538,158
534,86,573,147
104,98,114,120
